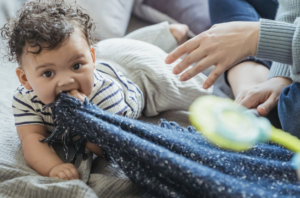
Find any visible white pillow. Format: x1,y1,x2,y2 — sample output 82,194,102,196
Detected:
68,0,134,39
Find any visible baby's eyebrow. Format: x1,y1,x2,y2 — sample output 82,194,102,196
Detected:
68,54,85,63
35,54,85,71
35,63,55,71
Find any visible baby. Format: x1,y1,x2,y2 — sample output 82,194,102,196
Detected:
1,0,192,180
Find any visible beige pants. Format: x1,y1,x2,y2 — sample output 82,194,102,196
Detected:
95,24,212,117
125,21,178,53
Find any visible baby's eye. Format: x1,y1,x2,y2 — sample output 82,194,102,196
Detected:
43,71,54,78
72,63,82,70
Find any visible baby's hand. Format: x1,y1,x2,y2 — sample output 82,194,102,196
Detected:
49,163,79,180
67,90,86,102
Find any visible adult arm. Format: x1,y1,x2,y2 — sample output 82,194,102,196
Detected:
257,0,300,82
232,0,300,116
166,1,300,87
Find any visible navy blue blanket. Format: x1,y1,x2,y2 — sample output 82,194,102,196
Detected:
43,93,300,198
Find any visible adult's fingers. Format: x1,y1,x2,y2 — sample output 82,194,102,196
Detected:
238,92,260,109
234,92,246,105
257,95,278,116
173,47,206,75
179,56,214,82
203,65,224,89
165,36,201,64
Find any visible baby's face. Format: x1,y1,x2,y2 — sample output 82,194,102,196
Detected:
19,29,95,104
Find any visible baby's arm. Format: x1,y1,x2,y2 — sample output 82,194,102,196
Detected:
17,124,79,180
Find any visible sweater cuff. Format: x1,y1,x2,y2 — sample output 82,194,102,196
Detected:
291,73,300,83
256,19,296,65
268,62,291,80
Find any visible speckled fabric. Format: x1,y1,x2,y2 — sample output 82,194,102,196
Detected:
43,93,300,198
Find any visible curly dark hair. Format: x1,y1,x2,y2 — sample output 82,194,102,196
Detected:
1,0,98,64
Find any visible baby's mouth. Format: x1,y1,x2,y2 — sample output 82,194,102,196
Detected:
61,89,82,94
59,87,81,93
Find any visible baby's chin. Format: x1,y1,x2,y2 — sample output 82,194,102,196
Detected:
39,97,56,105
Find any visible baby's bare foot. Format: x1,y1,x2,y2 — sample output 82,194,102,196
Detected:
169,24,189,45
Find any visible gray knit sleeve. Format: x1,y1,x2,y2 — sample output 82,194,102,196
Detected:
256,0,300,82
256,19,295,66
267,62,291,79
257,19,300,81
259,19,293,80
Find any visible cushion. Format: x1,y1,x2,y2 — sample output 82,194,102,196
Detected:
134,0,211,35
68,0,134,39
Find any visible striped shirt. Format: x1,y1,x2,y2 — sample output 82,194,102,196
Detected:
12,62,144,133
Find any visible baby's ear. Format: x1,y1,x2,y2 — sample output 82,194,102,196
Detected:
91,47,95,64
16,67,32,90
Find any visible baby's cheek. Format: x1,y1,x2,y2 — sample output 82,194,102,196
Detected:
36,89,56,105
82,77,94,96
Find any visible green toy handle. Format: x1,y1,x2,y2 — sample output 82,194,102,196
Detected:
270,127,300,153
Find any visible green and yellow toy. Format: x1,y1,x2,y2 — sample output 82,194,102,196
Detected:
189,95,300,180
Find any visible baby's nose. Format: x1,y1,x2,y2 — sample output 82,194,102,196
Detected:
58,78,75,87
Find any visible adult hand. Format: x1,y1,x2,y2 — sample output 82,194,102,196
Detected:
235,77,293,116
165,22,260,89
49,163,80,180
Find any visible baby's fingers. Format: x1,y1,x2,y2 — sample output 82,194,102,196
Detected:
68,90,86,102
57,172,69,180
63,169,77,180
70,168,80,179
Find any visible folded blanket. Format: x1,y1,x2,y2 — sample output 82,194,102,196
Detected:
43,93,300,198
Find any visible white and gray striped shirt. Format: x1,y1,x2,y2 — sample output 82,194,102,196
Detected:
12,62,144,132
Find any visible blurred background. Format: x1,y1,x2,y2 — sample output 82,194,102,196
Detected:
0,0,210,40
0,0,224,106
